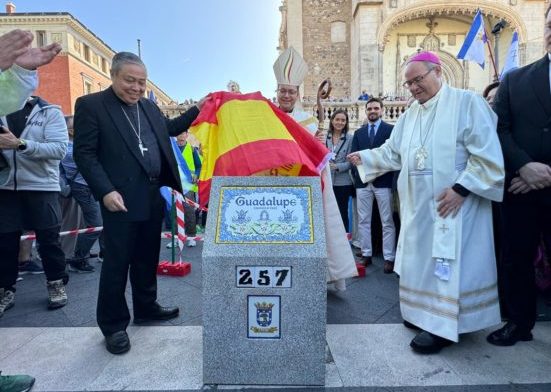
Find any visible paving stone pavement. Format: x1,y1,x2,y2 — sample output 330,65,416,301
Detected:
1,240,550,391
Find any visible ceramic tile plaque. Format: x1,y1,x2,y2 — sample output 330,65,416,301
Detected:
215,186,313,244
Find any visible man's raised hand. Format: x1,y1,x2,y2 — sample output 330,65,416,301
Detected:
15,42,62,70
0,29,33,71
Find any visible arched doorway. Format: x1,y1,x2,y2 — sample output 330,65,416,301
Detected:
376,1,527,96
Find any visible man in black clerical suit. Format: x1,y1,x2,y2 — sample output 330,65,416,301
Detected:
487,6,551,347
74,52,204,354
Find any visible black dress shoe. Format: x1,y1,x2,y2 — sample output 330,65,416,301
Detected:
403,320,421,330
134,305,179,324
486,322,533,346
410,330,454,354
357,256,372,266
383,260,394,274
105,331,130,355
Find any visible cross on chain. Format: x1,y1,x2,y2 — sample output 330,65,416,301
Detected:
139,142,148,156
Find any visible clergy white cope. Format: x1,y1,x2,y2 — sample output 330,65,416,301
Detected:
357,84,505,341
273,46,357,284
292,107,357,283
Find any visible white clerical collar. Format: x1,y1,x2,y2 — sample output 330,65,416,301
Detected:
548,53,551,62
419,85,444,111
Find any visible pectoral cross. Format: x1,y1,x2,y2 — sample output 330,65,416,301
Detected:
138,142,148,156
439,223,449,233
415,147,428,170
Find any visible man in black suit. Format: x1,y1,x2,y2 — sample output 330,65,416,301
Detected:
74,52,204,354
350,98,396,274
487,6,551,346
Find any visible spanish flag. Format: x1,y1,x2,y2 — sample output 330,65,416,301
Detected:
190,91,331,206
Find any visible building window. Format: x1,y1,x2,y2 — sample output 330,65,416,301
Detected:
101,58,108,73
83,44,90,62
36,30,46,47
448,34,457,46
84,81,92,95
73,39,81,53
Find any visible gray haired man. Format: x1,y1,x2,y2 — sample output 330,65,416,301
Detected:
73,52,206,354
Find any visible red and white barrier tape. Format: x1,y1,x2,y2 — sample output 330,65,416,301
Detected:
20,226,204,242
20,226,103,241
184,196,207,212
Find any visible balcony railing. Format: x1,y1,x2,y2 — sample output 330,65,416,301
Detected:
302,100,408,131
160,103,195,118
160,100,409,131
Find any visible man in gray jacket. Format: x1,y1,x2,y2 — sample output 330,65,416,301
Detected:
0,96,68,317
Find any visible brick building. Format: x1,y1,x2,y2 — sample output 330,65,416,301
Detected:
0,2,175,115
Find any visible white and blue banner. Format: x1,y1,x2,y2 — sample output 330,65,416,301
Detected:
160,137,194,206
457,10,487,69
500,31,519,79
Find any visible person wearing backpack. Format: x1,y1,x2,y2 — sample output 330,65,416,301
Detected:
0,96,68,315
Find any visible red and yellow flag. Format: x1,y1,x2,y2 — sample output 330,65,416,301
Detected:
189,91,331,206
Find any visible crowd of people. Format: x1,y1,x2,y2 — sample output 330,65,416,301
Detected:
0,5,551,390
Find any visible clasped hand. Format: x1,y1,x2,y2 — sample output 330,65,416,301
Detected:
510,162,551,194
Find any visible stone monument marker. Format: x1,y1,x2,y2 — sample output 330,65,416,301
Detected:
202,176,327,385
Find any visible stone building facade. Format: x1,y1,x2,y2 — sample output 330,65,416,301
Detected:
280,0,550,101
0,3,175,115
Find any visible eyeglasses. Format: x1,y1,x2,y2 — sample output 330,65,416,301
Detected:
402,68,434,88
277,88,298,96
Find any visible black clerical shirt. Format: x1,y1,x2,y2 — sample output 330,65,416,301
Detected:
120,102,161,179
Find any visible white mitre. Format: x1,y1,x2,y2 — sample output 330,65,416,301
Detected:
273,47,308,86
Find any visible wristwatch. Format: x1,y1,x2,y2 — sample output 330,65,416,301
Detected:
17,139,27,151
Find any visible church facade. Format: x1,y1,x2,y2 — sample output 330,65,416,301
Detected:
280,0,549,101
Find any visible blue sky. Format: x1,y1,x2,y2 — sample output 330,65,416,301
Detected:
15,0,282,101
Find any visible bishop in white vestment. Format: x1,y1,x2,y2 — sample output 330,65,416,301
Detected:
273,47,357,289
349,51,505,353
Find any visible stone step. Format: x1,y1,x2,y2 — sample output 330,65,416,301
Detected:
1,323,550,391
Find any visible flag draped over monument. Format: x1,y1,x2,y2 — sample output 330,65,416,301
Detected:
189,91,332,206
